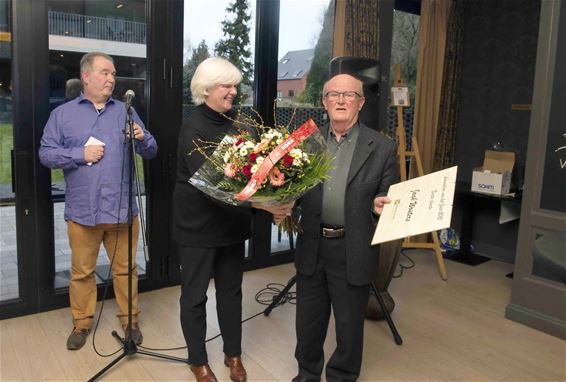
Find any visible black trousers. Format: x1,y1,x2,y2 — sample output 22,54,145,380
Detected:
178,243,245,366
295,237,370,382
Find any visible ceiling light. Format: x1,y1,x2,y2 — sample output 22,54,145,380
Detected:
116,3,124,9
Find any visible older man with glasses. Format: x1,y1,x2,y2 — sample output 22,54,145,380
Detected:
290,73,399,382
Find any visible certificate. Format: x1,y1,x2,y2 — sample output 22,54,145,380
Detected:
391,86,410,107
372,166,458,245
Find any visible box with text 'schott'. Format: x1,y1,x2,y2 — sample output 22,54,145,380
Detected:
471,150,515,195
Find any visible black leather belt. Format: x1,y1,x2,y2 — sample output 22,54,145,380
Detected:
321,225,346,238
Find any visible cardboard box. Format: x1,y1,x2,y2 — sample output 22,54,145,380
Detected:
471,150,515,195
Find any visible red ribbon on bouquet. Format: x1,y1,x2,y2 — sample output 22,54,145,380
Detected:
235,119,319,201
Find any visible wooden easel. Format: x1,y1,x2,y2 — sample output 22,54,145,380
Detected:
392,65,448,281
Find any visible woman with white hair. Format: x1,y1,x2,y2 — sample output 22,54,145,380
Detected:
171,57,287,382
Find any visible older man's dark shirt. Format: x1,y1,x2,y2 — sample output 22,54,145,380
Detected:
321,122,360,227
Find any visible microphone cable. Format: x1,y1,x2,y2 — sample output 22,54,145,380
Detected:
392,248,416,278
254,281,296,307
90,127,134,357
138,279,296,353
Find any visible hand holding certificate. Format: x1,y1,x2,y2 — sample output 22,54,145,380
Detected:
372,166,458,245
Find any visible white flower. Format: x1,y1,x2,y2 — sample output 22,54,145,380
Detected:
290,148,302,158
256,156,265,164
239,147,248,156
263,129,282,141
251,164,259,174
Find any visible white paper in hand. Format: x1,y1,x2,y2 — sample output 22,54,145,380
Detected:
372,166,458,245
85,136,106,166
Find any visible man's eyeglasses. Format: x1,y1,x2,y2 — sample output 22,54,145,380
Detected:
324,91,362,101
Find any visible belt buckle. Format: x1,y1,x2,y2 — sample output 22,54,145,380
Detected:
322,227,343,238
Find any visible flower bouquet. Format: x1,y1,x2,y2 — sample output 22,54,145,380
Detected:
189,113,332,234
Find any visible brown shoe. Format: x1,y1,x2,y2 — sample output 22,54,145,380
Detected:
123,323,143,345
190,364,218,382
224,356,247,382
66,327,90,350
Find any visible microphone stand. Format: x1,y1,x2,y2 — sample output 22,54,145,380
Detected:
89,104,187,381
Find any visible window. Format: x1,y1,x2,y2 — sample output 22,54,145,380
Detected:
273,0,333,254
47,0,149,288
277,0,333,109
183,0,256,113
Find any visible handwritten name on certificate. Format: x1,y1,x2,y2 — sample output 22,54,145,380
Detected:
371,166,458,245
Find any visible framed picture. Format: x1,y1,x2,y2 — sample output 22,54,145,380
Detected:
391,86,410,107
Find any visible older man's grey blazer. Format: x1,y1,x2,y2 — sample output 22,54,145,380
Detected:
294,122,399,286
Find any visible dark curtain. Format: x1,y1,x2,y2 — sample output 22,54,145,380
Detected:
433,0,465,171
344,0,379,57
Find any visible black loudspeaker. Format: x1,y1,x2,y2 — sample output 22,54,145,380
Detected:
329,57,381,130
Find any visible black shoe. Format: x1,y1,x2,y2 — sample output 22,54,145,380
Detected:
124,323,143,345
66,327,90,350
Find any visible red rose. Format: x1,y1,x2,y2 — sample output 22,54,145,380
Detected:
242,164,252,177
283,154,294,168
249,152,258,162
235,139,244,147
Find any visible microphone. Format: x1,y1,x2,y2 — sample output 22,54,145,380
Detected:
124,89,135,109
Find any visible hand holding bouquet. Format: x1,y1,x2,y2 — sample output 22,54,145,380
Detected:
189,114,332,234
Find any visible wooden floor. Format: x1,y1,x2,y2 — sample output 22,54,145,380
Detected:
1,251,565,381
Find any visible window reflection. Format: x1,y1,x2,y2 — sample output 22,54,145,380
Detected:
531,228,566,284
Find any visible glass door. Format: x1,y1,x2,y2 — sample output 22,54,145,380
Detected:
1,0,183,319
46,0,150,290
0,0,17,302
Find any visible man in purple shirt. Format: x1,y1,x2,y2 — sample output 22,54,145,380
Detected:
39,52,157,350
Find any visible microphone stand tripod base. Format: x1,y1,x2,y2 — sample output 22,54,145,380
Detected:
111,330,138,355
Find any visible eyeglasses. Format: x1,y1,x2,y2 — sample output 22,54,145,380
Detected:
324,91,362,101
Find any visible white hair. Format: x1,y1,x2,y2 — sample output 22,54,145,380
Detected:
190,57,242,105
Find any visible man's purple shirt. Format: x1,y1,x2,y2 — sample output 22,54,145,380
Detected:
39,93,158,226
